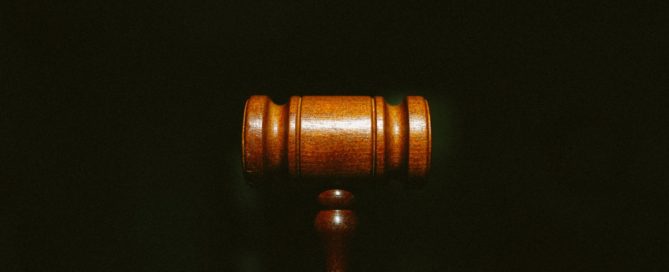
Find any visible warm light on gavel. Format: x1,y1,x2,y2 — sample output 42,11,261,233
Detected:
242,95,432,271
242,95,431,183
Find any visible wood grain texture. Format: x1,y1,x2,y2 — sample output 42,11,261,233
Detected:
242,95,431,185
300,96,373,179
242,95,431,271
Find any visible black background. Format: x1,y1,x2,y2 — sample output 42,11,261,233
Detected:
3,1,667,271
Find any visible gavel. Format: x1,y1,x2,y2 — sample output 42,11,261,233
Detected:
242,95,431,271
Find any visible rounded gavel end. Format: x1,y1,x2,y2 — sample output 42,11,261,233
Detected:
242,95,431,186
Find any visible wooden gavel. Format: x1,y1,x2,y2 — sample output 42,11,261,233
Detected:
242,95,431,271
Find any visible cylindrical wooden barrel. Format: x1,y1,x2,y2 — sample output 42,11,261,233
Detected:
242,95,431,185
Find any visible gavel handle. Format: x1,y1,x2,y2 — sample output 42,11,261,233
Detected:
315,189,357,272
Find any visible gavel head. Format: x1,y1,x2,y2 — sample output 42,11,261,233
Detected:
242,95,431,187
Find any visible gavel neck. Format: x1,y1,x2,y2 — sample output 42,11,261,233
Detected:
315,189,357,272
